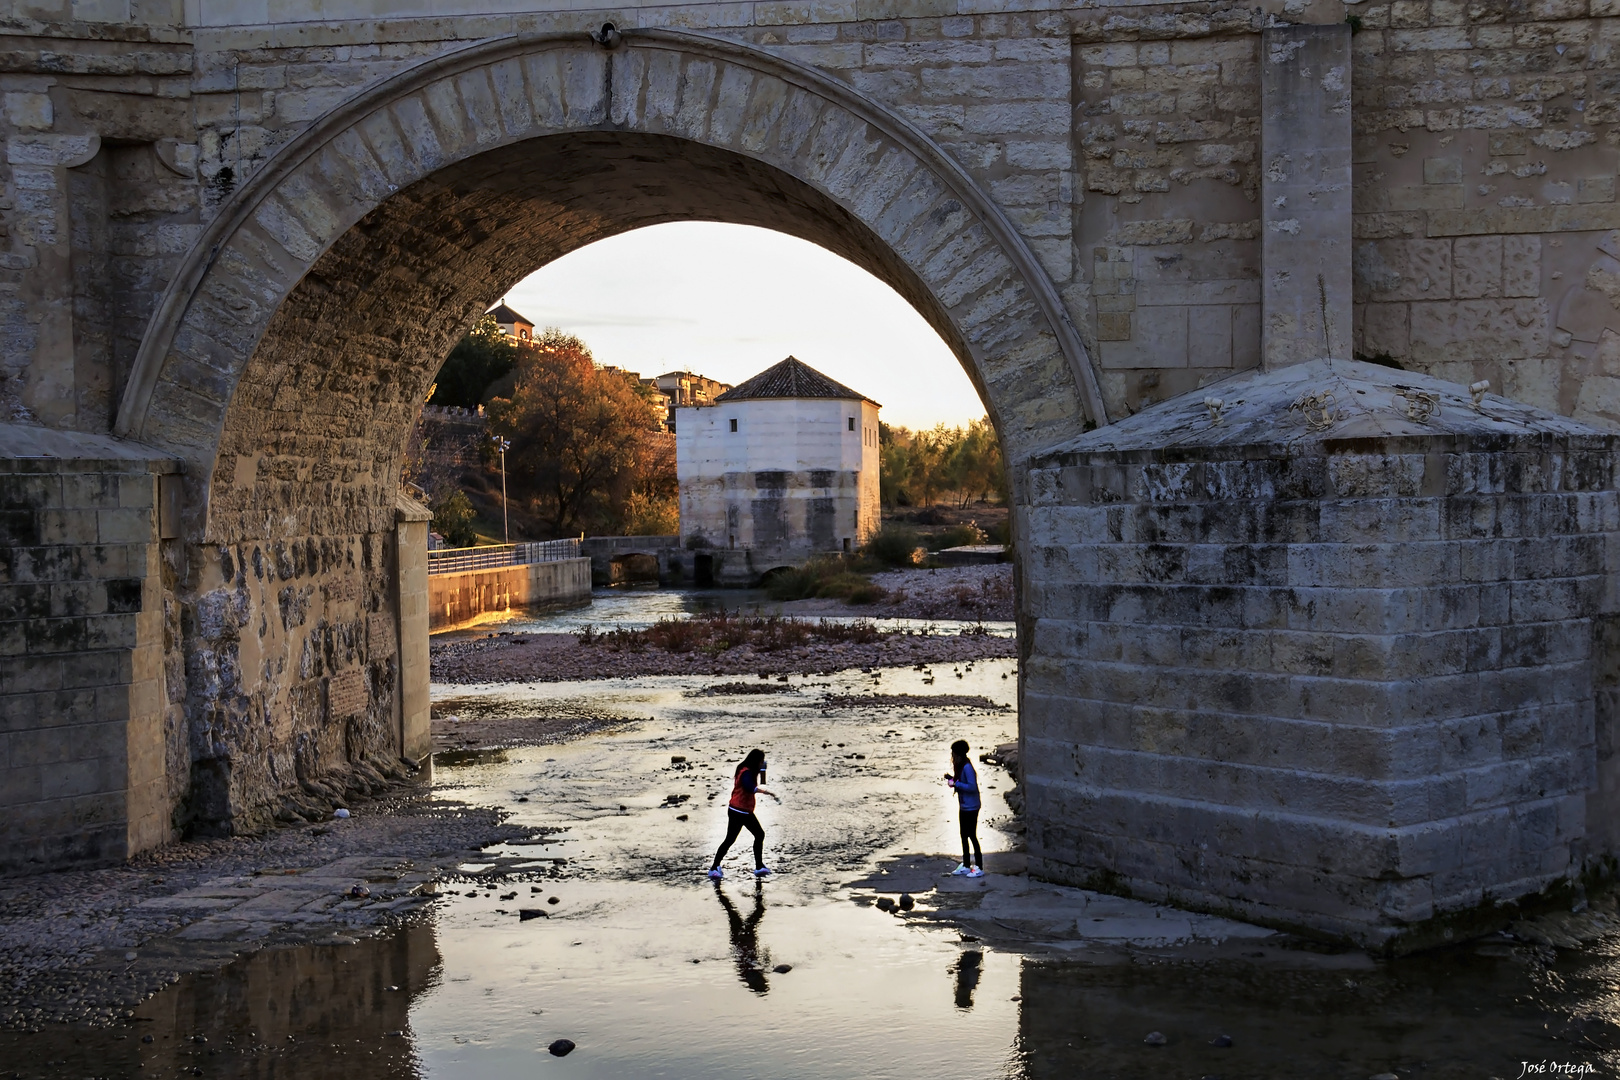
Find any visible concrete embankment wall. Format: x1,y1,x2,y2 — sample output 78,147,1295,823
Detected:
428,558,591,632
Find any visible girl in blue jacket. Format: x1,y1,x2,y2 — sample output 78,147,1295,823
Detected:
945,739,983,878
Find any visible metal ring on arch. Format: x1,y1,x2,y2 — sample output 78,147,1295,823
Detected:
114,26,1110,441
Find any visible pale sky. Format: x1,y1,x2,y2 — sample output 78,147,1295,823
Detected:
499,222,986,430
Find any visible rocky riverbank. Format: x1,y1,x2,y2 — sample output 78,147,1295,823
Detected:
777,563,1014,622
431,622,1017,684
0,783,526,1029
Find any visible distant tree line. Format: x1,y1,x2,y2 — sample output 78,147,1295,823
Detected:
879,418,1006,508
419,316,677,542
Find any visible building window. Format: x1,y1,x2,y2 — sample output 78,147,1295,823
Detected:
729,418,738,432
848,417,855,431
843,537,851,552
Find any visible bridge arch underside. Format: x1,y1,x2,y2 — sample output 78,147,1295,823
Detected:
148,39,1088,848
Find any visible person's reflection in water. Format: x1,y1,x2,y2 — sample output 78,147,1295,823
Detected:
713,879,770,994
950,949,982,1010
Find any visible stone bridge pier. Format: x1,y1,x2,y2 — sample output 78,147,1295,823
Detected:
2,0,1620,950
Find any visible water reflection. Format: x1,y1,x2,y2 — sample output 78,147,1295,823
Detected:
713,879,772,995
950,949,982,1010
1013,943,1620,1079
14,912,1620,1078
0,925,439,1080
432,585,1015,639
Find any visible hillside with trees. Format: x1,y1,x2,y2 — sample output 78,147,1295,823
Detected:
407,320,677,543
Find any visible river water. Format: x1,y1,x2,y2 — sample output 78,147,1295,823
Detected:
6,592,1620,1079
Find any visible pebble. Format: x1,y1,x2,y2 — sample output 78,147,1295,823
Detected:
676,814,688,821
772,964,792,973
1144,1031,1167,1046
898,893,915,910
875,897,895,912
548,1039,576,1057
333,808,350,819
548,897,560,905
1210,1034,1233,1048
141,1035,154,1044
124,952,137,962
519,909,548,921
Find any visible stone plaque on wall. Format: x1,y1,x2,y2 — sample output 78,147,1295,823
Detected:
367,611,395,656
328,669,367,720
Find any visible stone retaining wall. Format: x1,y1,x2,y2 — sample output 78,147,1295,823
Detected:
428,556,590,631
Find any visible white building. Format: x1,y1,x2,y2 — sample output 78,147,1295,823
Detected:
676,357,880,559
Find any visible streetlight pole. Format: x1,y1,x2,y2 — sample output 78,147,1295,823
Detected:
493,435,511,545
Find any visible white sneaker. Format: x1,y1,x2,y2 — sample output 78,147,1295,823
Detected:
753,866,773,877
967,867,985,878
707,868,723,880
949,863,971,876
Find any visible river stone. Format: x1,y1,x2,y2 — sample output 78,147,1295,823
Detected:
549,1039,576,1057
1144,1031,1167,1046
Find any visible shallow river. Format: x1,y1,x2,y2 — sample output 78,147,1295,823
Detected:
8,595,1620,1078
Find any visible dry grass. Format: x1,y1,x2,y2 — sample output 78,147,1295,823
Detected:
578,612,884,655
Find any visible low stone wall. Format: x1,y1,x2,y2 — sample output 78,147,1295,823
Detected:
428,558,591,632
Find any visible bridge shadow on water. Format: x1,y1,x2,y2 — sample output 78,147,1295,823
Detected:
1,898,1616,1079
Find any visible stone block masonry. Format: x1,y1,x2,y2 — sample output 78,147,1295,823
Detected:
4,0,1620,950
1023,358,1620,949
0,426,183,874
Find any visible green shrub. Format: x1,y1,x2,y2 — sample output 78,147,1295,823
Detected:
862,525,922,567
930,523,987,550
763,558,886,604
431,491,480,548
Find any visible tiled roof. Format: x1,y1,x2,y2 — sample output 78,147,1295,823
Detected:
488,302,532,325
714,356,878,406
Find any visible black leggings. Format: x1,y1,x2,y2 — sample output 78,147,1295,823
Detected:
712,810,765,870
960,809,982,868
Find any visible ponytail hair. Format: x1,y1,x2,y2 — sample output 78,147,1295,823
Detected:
742,748,766,771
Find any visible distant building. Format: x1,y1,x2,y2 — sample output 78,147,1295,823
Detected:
675,356,880,557
652,370,731,432
488,301,534,341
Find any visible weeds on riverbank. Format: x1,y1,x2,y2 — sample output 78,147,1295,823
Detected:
764,557,887,604
578,612,883,655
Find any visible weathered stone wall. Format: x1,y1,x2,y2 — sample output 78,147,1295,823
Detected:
1348,0,1620,420
1023,359,1620,948
7,0,1620,944
0,427,182,873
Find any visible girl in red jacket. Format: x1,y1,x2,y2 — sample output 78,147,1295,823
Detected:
708,748,777,879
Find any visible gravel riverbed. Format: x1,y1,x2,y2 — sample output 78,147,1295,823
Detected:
431,627,1017,683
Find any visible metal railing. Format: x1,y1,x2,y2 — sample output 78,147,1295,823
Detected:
427,538,581,575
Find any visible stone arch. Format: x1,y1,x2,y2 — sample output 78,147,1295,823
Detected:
117,29,1104,494
114,28,1101,832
